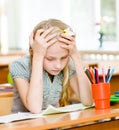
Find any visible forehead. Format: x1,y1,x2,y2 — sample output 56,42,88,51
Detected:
46,42,69,57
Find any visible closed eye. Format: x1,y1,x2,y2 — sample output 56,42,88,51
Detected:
46,57,55,61
61,56,68,60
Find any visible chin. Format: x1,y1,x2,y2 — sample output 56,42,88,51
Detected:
49,71,61,76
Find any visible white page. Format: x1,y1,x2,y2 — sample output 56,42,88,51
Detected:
0,112,42,123
41,103,92,115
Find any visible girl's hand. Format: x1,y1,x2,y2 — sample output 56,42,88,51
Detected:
29,27,57,56
58,33,78,58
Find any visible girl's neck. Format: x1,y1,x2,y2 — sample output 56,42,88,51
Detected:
48,73,54,82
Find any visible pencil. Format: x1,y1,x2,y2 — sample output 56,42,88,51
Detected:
85,68,94,84
102,67,106,83
89,67,95,84
94,67,99,84
106,68,114,83
106,66,111,82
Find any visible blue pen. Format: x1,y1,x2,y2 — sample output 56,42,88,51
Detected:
106,68,115,82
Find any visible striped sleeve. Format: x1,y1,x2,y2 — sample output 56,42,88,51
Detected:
9,58,30,81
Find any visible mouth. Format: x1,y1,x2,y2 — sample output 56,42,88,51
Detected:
52,69,61,74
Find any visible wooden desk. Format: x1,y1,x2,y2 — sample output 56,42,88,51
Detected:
0,104,119,130
0,91,13,97
0,51,26,84
0,86,13,116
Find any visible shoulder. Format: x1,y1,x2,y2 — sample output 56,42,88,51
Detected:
9,55,31,79
10,55,30,69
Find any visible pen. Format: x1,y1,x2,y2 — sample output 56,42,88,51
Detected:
106,66,110,82
106,68,115,83
94,67,99,84
89,67,95,84
102,67,106,83
85,68,94,84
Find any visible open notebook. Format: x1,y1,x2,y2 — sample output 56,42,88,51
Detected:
42,103,91,115
0,103,93,123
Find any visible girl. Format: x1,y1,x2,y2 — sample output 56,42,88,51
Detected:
10,19,93,114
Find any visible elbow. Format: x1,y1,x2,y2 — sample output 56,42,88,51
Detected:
29,107,42,114
32,110,42,114
80,97,94,107
26,98,43,114
81,101,93,107
26,103,42,114
83,101,93,107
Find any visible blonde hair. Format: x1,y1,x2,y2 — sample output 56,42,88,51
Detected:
29,19,72,107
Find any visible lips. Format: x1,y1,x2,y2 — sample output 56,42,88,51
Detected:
52,70,60,73
51,69,62,74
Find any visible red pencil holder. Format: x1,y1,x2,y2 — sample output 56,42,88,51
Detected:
92,83,110,109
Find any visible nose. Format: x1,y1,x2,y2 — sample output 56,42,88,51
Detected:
54,60,62,69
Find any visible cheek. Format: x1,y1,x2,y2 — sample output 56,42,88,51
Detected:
62,58,69,67
43,60,50,68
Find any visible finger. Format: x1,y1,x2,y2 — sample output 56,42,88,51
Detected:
58,37,72,45
60,44,69,50
60,33,75,41
41,27,54,38
29,32,34,46
46,38,57,48
35,29,45,40
45,33,57,42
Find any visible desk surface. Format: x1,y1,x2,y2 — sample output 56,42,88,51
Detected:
0,84,13,97
0,104,119,130
0,92,13,97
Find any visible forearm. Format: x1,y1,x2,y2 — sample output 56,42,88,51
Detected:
27,54,44,113
71,51,93,106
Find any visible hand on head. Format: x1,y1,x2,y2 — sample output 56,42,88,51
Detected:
29,19,77,58
29,27,58,56
58,32,77,58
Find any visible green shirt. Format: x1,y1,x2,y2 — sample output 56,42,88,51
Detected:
10,55,75,113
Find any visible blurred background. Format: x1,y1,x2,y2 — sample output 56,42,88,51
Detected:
0,0,119,53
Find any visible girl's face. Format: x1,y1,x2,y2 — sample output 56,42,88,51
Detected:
43,42,69,75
